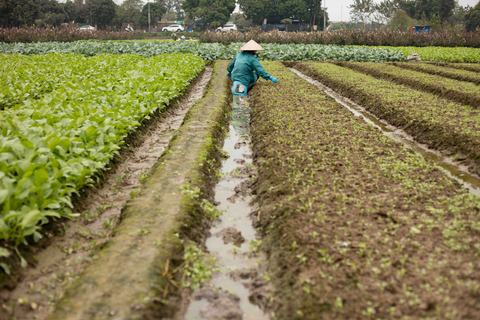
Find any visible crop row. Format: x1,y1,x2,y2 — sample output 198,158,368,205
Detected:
386,46,480,63
0,53,147,110
250,61,480,319
294,62,480,177
0,53,204,264
0,41,407,62
335,61,480,108
446,62,480,73
392,62,480,86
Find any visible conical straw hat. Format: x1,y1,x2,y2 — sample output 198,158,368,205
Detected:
240,40,264,51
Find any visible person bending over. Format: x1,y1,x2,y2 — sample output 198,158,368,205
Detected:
227,40,278,92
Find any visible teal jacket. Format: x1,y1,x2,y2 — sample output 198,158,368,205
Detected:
227,52,271,87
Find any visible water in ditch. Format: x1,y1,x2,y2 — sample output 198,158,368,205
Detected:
290,68,480,196
183,96,270,320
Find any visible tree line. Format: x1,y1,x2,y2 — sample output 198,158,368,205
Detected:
348,0,480,32
0,0,167,29
1,0,479,32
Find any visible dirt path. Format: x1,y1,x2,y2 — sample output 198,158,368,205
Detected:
0,67,213,320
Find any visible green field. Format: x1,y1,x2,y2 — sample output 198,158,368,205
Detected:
1,44,480,320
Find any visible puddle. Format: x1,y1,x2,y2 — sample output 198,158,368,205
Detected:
290,68,480,196
0,67,214,320
183,96,269,320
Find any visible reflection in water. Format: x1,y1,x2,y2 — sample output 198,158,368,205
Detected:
183,96,269,320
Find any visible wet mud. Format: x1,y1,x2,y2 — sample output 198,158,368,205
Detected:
181,96,271,320
0,67,213,320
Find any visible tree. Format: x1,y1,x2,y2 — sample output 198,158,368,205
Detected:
373,0,398,25
0,0,40,27
465,0,480,31
448,3,468,27
182,0,235,28
438,0,455,22
239,0,322,28
62,0,89,24
36,0,67,27
349,0,375,28
116,0,143,24
304,0,323,30
238,0,275,25
278,0,307,21
396,0,416,19
163,0,185,20
86,0,116,29
417,11,429,25
140,2,166,25
387,9,417,31
429,13,441,29
230,12,253,29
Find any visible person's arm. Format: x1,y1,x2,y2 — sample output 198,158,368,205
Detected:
251,58,270,79
251,58,277,82
227,56,237,73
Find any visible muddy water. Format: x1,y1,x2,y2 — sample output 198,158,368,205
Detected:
183,96,269,320
0,67,213,320
290,68,480,196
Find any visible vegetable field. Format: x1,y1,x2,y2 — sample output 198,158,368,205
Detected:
250,62,480,319
0,53,204,268
0,41,407,62
293,62,480,177
335,61,480,107
2,44,480,320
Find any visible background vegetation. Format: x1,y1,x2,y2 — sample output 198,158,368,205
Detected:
1,0,479,33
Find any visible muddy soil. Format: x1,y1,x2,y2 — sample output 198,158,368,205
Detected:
0,67,213,320
248,62,480,319
180,97,272,320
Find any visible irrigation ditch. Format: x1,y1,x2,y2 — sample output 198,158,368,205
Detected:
180,96,272,320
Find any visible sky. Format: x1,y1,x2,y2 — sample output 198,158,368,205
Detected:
114,0,479,23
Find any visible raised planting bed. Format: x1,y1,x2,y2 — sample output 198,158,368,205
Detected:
47,61,231,320
446,62,480,73
392,62,480,86
249,61,480,320
293,62,480,177
335,61,480,108
0,53,204,271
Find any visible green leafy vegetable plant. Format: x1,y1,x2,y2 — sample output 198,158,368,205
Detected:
0,53,204,263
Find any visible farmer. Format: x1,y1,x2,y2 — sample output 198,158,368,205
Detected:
227,40,278,92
